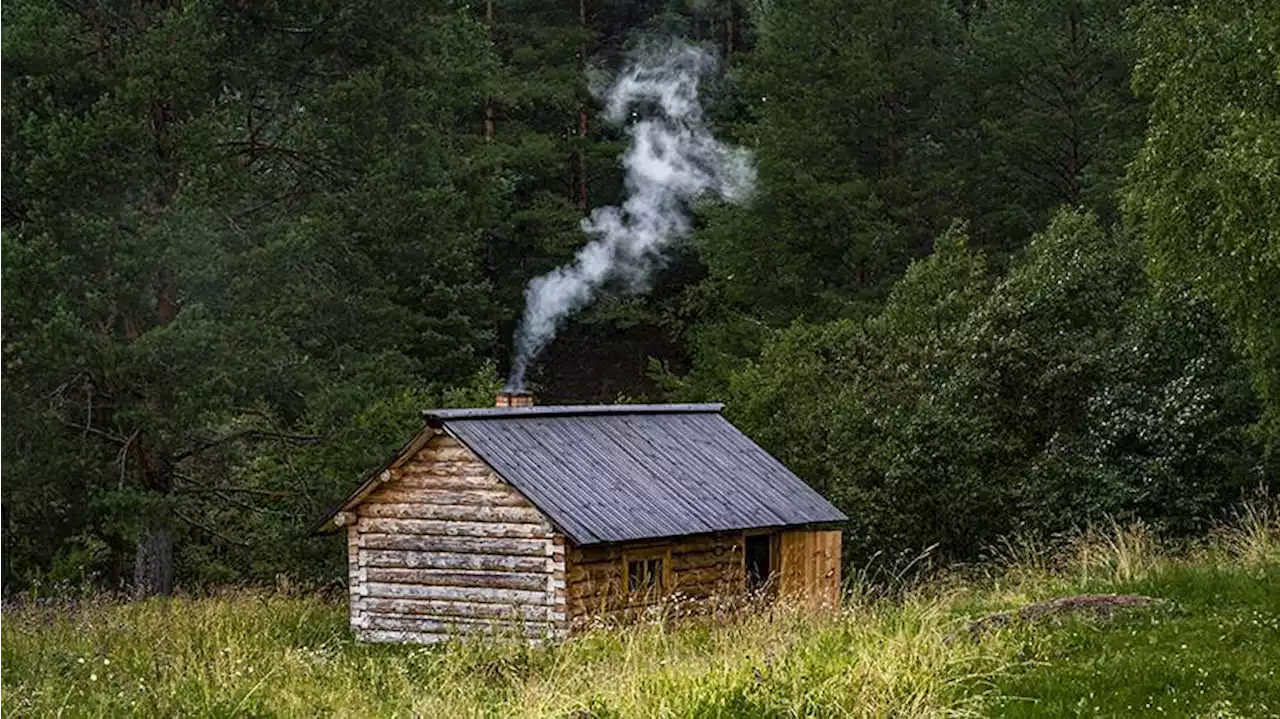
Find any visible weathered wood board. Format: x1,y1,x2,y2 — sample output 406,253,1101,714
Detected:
778,529,841,607
348,433,567,643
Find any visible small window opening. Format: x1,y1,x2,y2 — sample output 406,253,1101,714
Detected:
627,558,664,594
746,534,776,592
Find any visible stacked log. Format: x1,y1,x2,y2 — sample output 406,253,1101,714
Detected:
349,435,567,644
565,533,744,620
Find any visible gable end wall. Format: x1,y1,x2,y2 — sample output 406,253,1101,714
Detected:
349,433,567,643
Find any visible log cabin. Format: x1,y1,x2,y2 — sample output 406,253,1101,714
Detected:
315,391,847,644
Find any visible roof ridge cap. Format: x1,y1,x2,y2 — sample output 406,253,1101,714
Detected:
422,403,724,425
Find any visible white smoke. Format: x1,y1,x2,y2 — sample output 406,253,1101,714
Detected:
506,41,755,390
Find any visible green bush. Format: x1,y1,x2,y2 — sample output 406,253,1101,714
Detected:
726,209,1270,562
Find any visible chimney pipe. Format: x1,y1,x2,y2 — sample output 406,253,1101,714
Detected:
495,390,534,409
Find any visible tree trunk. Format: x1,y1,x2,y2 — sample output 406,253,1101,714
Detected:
0,498,10,593
577,110,588,213
576,0,589,213
132,527,174,598
133,440,175,598
484,0,496,141
725,0,735,56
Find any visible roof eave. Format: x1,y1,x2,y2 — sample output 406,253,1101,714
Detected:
566,517,850,547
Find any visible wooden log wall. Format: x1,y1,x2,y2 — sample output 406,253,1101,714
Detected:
778,529,842,608
566,532,745,622
349,433,568,644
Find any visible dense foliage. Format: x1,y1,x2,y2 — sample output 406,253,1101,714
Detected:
1124,0,1280,449
724,211,1269,560
2,0,1275,593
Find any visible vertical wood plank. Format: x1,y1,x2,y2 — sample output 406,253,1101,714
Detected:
830,531,842,606
778,529,842,607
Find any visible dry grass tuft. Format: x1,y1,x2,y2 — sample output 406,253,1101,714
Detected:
1072,518,1163,584
1213,492,1280,568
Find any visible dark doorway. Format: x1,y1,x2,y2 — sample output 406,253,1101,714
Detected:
745,533,776,592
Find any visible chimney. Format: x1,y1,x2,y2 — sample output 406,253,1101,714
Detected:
495,390,535,409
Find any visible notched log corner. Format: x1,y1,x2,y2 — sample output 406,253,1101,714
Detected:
958,594,1161,641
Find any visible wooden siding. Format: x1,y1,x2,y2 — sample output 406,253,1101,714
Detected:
778,530,842,607
348,433,567,644
565,532,745,621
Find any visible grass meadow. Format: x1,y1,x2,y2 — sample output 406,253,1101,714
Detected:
3,501,1277,718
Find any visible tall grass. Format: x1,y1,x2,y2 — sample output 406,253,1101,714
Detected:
1214,492,1280,568
1073,518,1162,584
4,497,1277,718
1,593,1008,718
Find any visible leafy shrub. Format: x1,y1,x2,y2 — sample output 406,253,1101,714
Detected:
726,209,1270,563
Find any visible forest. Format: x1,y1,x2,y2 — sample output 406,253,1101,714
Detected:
2,0,1277,597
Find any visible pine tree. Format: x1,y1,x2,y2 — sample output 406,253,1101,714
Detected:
697,0,967,323
2,0,502,593
963,0,1144,255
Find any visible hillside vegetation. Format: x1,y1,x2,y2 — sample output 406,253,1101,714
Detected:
4,0,1277,594
5,503,1276,718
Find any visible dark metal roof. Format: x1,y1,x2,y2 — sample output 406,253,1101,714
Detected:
430,404,847,545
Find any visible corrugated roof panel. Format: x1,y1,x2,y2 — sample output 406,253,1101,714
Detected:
440,407,847,545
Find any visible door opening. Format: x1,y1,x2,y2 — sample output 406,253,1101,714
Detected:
745,533,776,593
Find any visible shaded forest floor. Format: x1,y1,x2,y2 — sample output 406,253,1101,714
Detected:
3,508,1278,718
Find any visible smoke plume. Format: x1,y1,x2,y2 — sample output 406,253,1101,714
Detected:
506,41,755,391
